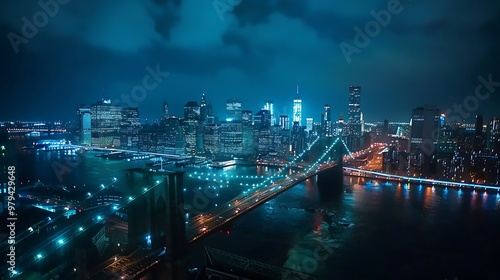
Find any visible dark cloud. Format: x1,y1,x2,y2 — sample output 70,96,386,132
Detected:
0,0,499,122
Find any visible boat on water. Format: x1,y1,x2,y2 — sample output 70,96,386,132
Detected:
96,151,134,160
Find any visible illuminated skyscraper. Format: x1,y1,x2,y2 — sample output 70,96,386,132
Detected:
120,107,140,148
306,118,314,132
183,101,200,155
165,117,185,155
200,93,207,121
254,110,271,129
409,106,440,153
348,86,361,136
409,106,440,177
241,111,254,155
293,84,302,126
203,124,220,155
280,115,289,130
242,110,253,125
90,100,122,147
226,99,242,121
473,114,485,153
162,101,169,120
347,86,361,151
220,120,243,157
322,104,332,136
335,112,346,136
264,100,275,126
77,106,91,145
184,101,200,120
488,117,500,154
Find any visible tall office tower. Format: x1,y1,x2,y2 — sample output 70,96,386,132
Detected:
322,104,332,136
382,146,409,176
138,124,167,153
264,100,276,126
241,110,254,155
409,106,440,177
182,101,200,156
280,115,289,130
291,121,307,155
348,86,361,135
409,106,440,153
203,124,220,155
382,119,389,143
347,86,362,151
475,114,483,136
257,128,272,154
488,117,500,154
293,84,302,126
90,100,122,147
242,124,255,156
270,125,286,156
254,110,271,129
184,101,200,120
165,117,186,155
163,101,169,119
77,106,91,145
306,118,314,132
182,119,198,156
242,110,253,125
473,114,485,153
206,102,215,125
253,110,271,155
220,120,243,157
200,93,208,121
206,102,213,117
335,113,346,136
226,99,242,121
120,107,141,149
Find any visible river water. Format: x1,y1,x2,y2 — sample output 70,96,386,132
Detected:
10,141,500,279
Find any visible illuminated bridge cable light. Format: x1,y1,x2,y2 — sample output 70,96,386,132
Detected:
341,139,355,159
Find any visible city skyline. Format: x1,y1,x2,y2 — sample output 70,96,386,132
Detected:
1,1,500,122
2,2,500,278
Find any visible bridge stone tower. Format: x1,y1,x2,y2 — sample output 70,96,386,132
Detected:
317,137,344,196
127,170,188,280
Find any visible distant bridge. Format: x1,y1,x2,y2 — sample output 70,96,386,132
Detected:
343,167,500,192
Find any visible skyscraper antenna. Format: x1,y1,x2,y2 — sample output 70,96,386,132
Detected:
296,84,299,97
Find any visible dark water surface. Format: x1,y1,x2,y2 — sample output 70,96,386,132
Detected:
11,142,500,279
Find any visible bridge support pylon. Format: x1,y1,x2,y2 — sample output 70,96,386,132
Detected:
317,137,344,197
127,170,188,280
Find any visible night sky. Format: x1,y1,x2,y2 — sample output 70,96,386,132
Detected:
1,0,499,123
